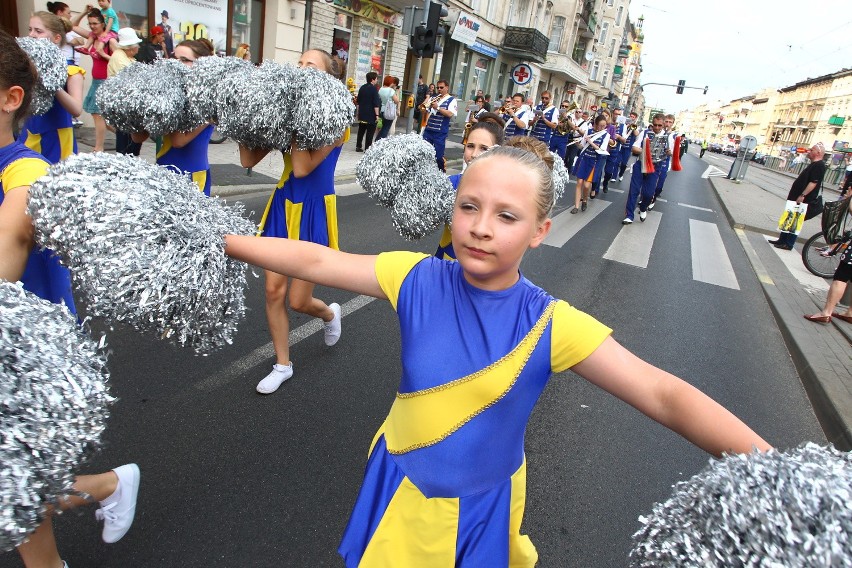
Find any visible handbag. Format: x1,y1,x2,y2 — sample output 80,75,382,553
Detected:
805,193,824,221
778,200,807,235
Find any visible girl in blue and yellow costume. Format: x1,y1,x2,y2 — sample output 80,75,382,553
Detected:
434,112,504,261
0,30,140,568
239,48,346,394
18,11,85,165
132,39,216,196
224,144,771,567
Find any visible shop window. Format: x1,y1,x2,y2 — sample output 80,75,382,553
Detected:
231,0,263,61
548,16,564,52
118,0,147,36
332,13,353,82
353,23,388,82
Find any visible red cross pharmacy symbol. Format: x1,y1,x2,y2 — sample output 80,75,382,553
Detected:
511,64,532,86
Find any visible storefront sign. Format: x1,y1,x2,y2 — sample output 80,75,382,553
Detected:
510,63,533,86
355,24,374,81
468,40,497,59
156,0,227,53
325,0,403,29
451,12,480,46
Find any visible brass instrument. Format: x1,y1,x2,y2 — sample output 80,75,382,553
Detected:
564,101,579,112
418,95,439,113
627,122,639,132
609,137,618,148
498,103,515,115
462,121,472,145
556,109,574,136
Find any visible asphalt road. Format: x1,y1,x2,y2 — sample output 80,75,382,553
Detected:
2,152,826,567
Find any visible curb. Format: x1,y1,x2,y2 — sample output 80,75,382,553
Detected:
708,178,852,451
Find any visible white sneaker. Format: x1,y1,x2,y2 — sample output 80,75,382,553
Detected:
324,303,342,346
97,464,140,543
622,217,633,225
647,200,656,210
618,176,624,181
639,211,647,221
256,363,293,394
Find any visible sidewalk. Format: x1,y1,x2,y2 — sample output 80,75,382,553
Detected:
74,125,465,195
707,164,852,450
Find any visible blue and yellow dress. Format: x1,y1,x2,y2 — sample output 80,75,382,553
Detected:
257,134,348,246
18,65,85,164
433,173,461,260
156,124,215,196
338,252,612,567
0,141,76,313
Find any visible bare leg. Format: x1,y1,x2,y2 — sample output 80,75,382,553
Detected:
574,180,584,210
288,278,333,321
264,270,291,366
809,280,848,318
92,114,106,152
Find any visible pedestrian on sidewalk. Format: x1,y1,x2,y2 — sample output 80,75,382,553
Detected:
18,11,85,164
0,31,140,567
237,49,344,394
768,143,826,250
107,28,143,157
373,75,398,142
805,197,852,324
355,71,380,152
700,139,708,158
223,144,770,567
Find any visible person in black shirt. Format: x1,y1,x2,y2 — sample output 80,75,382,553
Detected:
769,143,827,250
355,71,381,152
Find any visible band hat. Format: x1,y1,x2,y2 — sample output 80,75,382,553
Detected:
117,28,142,47
161,10,169,16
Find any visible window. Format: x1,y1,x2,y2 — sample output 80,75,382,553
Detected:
608,38,616,57
616,6,624,25
548,15,565,52
515,0,530,26
599,22,609,44
331,13,353,82
602,69,609,88
487,0,497,20
471,0,480,10
230,0,263,60
606,0,614,6
590,60,600,81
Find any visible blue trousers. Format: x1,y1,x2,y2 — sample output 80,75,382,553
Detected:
549,135,568,160
605,151,621,177
423,129,448,172
654,156,671,196
625,160,661,220
592,153,607,191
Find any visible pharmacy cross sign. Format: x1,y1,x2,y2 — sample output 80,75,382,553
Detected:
511,63,533,86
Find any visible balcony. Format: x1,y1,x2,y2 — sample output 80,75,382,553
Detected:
540,51,590,86
502,26,550,63
829,115,846,126
578,0,597,38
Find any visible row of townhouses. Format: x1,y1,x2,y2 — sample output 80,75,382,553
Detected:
677,68,852,178
5,0,648,129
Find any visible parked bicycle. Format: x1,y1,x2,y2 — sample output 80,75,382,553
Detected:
802,197,851,278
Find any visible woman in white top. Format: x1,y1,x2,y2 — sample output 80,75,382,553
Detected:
47,2,84,64
374,74,399,142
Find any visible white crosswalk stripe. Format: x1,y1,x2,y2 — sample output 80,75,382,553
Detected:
603,210,663,268
701,165,727,178
544,200,612,247
690,219,740,289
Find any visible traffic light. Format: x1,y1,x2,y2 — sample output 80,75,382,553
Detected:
703,85,708,95
410,25,428,56
421,0,448,58
676,79,685,94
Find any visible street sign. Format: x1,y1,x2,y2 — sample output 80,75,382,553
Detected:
510,63,532,86
740,135,757,152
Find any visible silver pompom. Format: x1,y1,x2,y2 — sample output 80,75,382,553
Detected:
0,281,111,551
357,134,454,240
97,59,203,137
290,66,355,150
27,153,256,353
16,37,67,116
216,61,296,150
631,443,852,567
549,150,568,203
184,55,253,123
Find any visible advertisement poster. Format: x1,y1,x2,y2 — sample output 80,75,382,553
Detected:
156,0,228,53
355,24,374,82
451,12,480,46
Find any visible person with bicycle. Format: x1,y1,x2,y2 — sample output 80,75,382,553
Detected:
768,143,826,250
805,196,852,324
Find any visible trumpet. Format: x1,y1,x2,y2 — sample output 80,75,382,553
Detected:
609,138,618,148
498,103,516,115
564,101,579,112
462,121,472,145
627,122,639,132
419,95,440,112
556,110,574,136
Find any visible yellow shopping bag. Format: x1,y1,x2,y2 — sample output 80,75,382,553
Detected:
778,200,808,235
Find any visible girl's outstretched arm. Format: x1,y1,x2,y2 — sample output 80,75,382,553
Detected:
224,235,386,300
572,336,771,457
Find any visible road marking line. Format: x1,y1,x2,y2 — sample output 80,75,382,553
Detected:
690,219,740,290
701,165,727,178
735,228,773,286
763,235,828,293
678,203,713,212
193,295,377,392
603,210,662,268
544,200,612,247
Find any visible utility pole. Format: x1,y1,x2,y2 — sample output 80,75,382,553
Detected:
404,0,431,134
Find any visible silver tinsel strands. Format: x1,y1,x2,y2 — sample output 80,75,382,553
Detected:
16,37,67,116
630,443,852,567
0,281,112,551
356,134,454,240
97,59,203,137
290,66,355,150
549,150,568,203
27,153,256,353
184,55,252,123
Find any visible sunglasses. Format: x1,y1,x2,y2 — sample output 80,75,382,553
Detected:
560,105,570,108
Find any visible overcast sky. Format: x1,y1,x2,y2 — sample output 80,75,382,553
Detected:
630,0,852,113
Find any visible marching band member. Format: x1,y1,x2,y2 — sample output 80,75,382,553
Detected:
648,113,676,209
548,100,575,164
502,93,531,138
572,114,609,214
602,107,628,194
422,79,457,172
565,109,589,174
618,111,639,180
589,110,612,199
622,113,669,224
529,90,557,145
